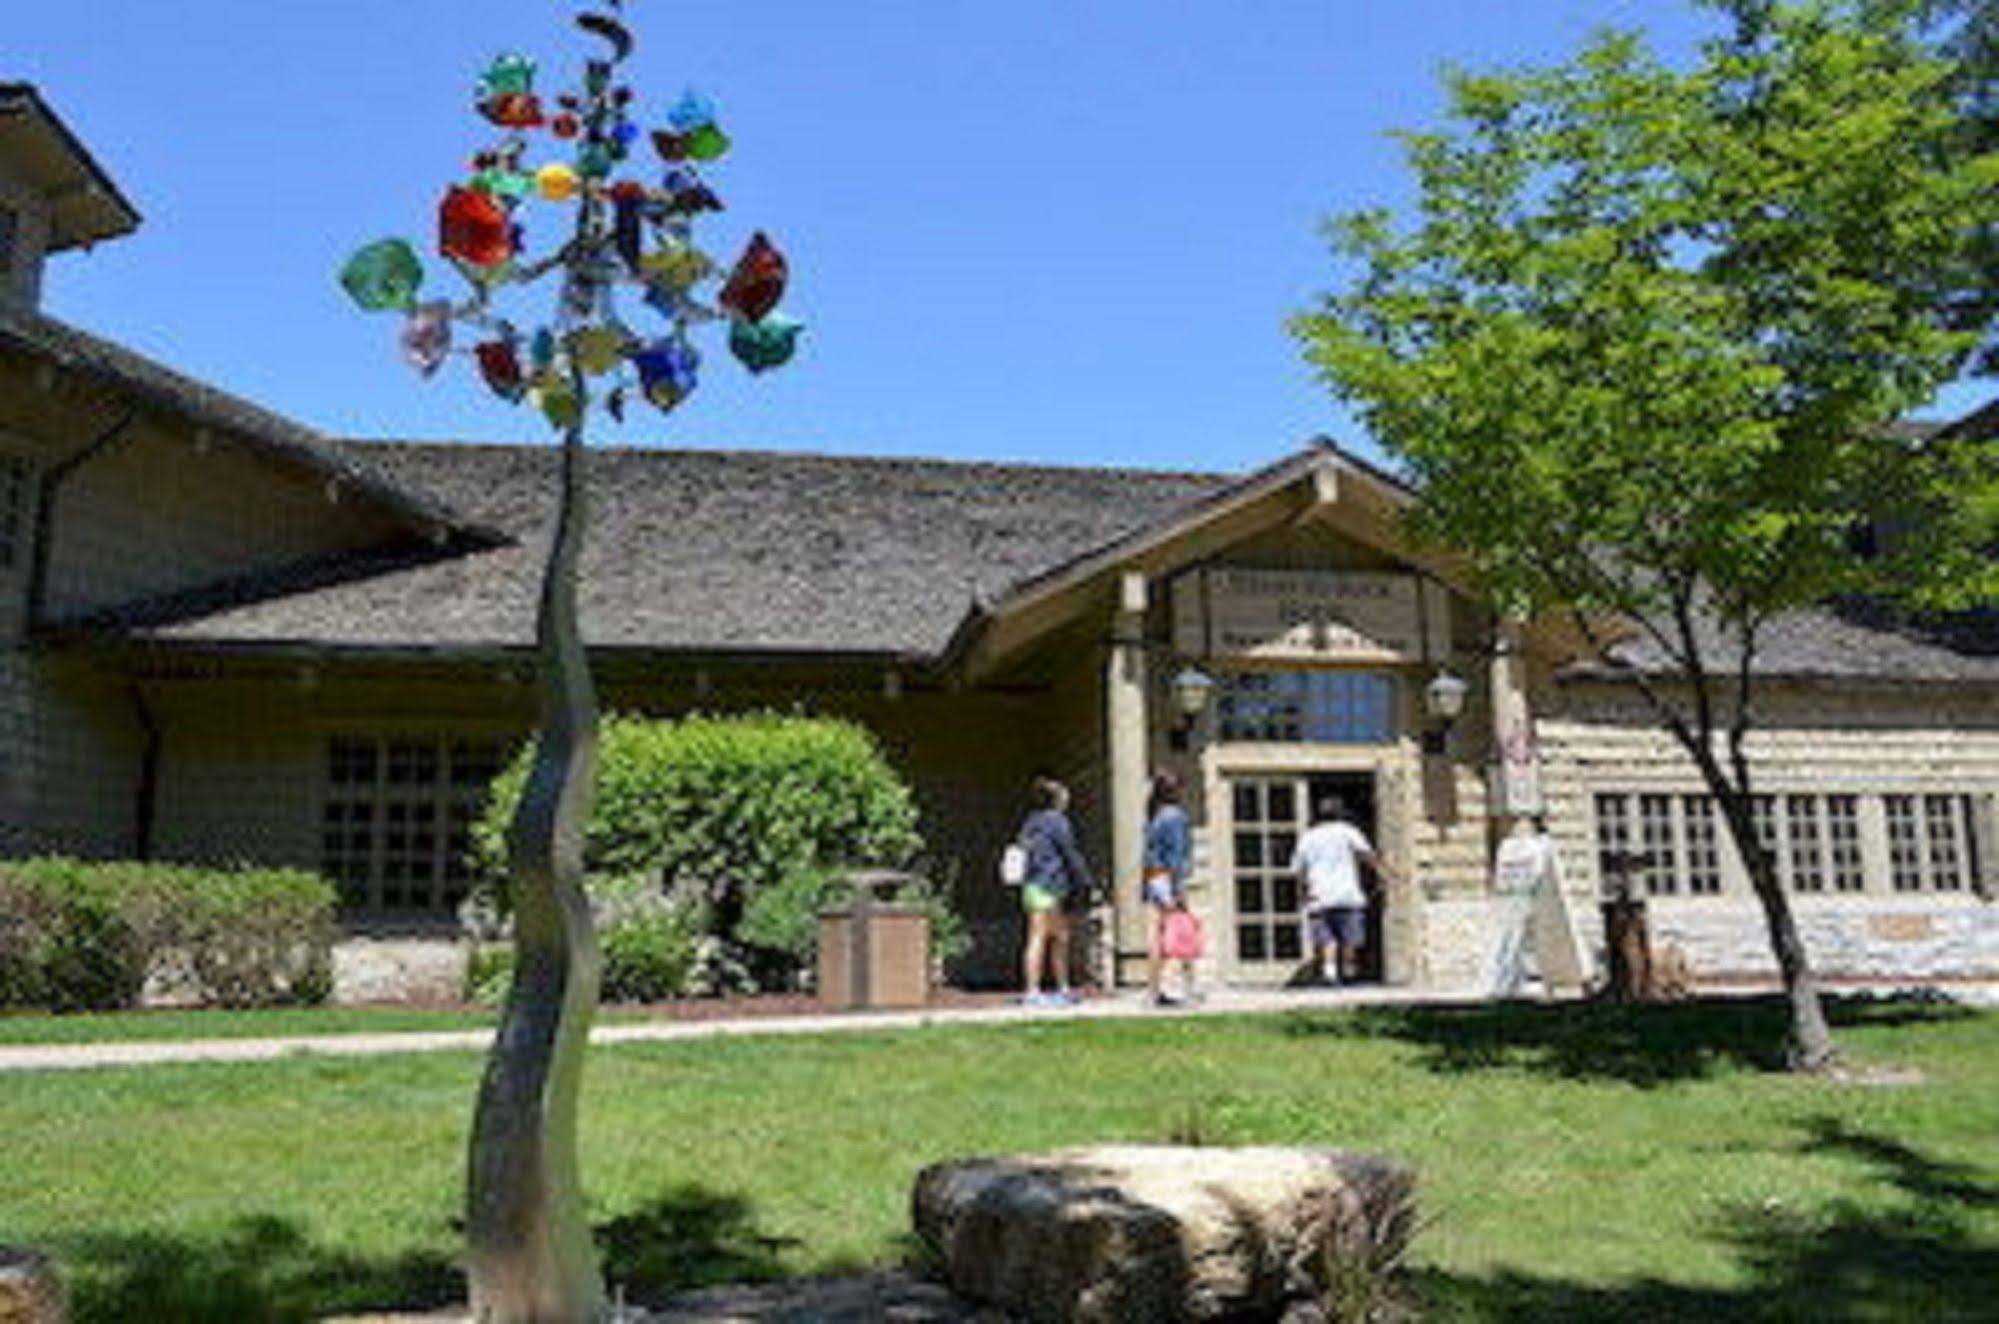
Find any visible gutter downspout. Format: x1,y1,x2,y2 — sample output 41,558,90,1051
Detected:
27,408,137,625
127,681,159,861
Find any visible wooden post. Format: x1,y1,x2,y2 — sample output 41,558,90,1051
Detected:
1106,571,1149,987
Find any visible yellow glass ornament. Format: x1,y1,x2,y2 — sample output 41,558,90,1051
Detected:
536,163,581,202
568,326,628,375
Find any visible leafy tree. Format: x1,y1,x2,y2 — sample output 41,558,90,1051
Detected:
1294,0,1998,1070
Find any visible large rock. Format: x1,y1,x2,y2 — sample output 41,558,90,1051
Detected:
0,1248,65,1324
912,1146,1414,1324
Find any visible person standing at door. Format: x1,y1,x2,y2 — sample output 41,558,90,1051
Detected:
1017,776,1092,1006
1142,772,1199,1007
1289,794,1400,985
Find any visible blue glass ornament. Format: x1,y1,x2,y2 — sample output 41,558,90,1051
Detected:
631,338,700,411
665,90,717,132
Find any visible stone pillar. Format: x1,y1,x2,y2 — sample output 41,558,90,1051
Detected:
1488,617,1541,830
1106,571,1149,986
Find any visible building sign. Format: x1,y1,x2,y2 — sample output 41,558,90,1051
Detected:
1172,568,1451,665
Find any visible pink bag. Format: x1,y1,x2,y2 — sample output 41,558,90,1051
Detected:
1161,909,1206,961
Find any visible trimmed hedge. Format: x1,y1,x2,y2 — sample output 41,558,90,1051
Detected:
466,874,707,1005
0,859,336,1012
471,712,939,984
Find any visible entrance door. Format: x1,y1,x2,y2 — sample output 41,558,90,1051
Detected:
1226,772,1382,983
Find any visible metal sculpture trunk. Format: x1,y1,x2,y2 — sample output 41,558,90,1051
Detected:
467,418,608,1323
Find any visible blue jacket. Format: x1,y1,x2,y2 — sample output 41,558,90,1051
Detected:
1020,808,1092,894
1144,804,1192,880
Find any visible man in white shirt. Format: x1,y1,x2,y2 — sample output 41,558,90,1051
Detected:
1289,795,1401,985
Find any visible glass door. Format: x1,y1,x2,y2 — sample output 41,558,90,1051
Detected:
1228,776,1307,975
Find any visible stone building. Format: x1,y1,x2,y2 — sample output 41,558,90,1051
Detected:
3,84,1993,991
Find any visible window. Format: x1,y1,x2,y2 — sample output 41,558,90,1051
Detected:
322,733,511,914
1638,794,1680,896
1683,795,1721,894
1216,671,1396,744
1787,794,1826,893
1826,795,1864,892
1887,794,1976,893
0,452,30,570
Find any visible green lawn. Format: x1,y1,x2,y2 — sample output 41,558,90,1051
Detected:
2,996,1993,1323
0,1005,497,1045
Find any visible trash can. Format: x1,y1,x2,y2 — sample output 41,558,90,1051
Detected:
818,869,931,1010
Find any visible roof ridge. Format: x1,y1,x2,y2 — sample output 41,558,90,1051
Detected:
331,436,1240,483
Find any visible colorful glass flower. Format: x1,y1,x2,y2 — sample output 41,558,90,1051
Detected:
729,313,805,374
718,232,787,322
401,301,453,376
339,238,424,312
631,338,700,411
440,186,514,268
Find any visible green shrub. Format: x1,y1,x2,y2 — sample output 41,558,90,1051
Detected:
738,865,967,973
0,859,336,1012
465,874,704,1006
472,713,930,980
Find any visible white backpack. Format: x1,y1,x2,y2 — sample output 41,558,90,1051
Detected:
998,841,1028,887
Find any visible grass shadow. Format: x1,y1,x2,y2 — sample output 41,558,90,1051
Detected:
598,1183,803,1304
1416,1116,1999,1322
57,1214,459,1324
1278,992,1974,1086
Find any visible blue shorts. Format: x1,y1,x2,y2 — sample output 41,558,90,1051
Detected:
1143,876,1180,907
1309,905,1365,950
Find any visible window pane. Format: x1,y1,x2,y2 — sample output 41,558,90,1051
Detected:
1216,672,1398,744
1683,795,1720,894
1271,923,1303,961
1887,795,1922,891
1787,795,1825,893
1237,924,1267,962
1639,794,1678,896
1827,796,1864,891
1923,795,1965,891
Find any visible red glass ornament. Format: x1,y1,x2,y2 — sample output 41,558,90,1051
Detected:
479,93,544,129
718,231,787,322
439,186,513,268
476,339,525,400
552,113,580,139
653,129,691,162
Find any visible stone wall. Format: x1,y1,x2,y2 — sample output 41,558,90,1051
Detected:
1527,676,1999,986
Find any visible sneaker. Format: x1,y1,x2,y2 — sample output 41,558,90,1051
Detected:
1054,989,1081,1006
1019,991,1053,1007
1150,992,1182,1008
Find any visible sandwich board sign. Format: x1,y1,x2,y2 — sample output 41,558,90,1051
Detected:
1483,827,1591,996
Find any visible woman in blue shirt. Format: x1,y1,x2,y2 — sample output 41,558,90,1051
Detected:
1143,772,1198,1007
1017,777,1092,1005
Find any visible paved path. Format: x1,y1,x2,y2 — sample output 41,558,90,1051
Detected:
6,978,1988,1074
0,985,1464,1074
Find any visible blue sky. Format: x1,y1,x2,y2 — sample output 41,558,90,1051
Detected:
10,1,1987,474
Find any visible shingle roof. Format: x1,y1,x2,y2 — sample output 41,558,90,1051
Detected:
0,83,141,250
134,441,1235,657
0,308,477,536
1583,601,1999,684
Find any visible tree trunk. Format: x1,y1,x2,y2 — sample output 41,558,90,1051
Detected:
466,419,608,1322
1712,790,1838,1072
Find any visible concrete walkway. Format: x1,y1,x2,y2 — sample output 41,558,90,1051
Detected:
6,978,1988,1074
0,984,1466,1074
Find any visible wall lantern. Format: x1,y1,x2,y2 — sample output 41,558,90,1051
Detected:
1421,667,1469,755
1169,665,1216,750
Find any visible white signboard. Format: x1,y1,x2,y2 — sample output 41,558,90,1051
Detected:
1483,830,1591,997
1172,568,1451,665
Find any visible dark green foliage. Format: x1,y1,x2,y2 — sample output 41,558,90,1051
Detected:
0,859,336,1011
466,874,705,1005
472,713,930,980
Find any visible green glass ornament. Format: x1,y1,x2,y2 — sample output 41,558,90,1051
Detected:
729,312,804,374
339,238,424,312
577,143,614,179
685,123,731,162
480,53,536,98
